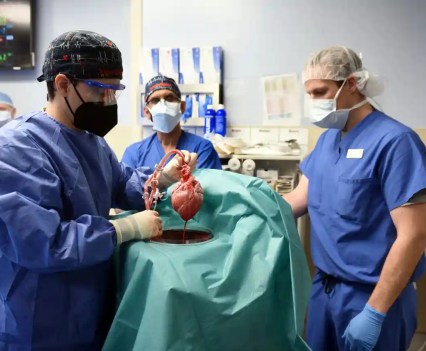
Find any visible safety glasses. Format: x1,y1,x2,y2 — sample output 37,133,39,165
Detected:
83,80,126,91
72,79,126,106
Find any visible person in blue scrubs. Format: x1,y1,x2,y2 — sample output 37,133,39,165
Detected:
122,75,222,172
0,31,196,351
283,46,426,351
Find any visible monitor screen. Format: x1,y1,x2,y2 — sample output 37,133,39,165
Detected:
0,0,34,70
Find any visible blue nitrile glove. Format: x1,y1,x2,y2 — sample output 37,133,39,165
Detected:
342,304,386,351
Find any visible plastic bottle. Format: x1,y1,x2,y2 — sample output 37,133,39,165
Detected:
215,104,227,137
204,104,216,138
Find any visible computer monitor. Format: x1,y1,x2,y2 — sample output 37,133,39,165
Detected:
0,0,35,70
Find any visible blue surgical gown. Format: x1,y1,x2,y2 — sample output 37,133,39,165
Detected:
301,110,426,283
122,130,222,171
0,112,149,350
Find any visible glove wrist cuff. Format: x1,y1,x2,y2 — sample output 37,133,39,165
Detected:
365,304,386,320
110,218,136,244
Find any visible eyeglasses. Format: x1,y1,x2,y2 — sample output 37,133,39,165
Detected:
72,79,126,105
146,95,180,106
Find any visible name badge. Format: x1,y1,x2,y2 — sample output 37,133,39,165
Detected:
346,149,364,159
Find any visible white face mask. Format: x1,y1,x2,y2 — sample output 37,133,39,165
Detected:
308,80,368,130
0,110,12,128
148,100,181,133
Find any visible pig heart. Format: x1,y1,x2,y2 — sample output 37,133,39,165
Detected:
171,166,204,221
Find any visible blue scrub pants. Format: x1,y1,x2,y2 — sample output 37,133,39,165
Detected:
306,271,418,351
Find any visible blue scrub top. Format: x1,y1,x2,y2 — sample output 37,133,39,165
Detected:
122,130,222,171
300,110,426,284
0,111,149,350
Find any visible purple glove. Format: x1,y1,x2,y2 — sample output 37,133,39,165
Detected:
342,304,386,351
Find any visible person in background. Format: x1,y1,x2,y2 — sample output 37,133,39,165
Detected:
0,91,16,127
122,74,222,171
0,30,196,350
283,46,426,351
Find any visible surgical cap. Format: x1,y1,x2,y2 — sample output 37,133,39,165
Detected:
37,30,123,82
145,75,181,102
302,46,384,97
0,92,14,107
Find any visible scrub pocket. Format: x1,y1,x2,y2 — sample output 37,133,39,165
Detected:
336,177,380,222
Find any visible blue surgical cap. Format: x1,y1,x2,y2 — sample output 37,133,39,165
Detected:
145,75,181,102
0,92,14,107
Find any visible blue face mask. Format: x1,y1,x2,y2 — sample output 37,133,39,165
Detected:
148,100,181,133
309,80,367,130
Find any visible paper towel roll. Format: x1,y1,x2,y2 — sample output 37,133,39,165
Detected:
242,159,256,176
228,157,241,171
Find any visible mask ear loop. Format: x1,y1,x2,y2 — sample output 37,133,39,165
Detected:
64,80,85,122
333,79,347,104
334,78,369,114
70,80,86,104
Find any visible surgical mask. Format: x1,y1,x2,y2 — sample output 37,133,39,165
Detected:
148,100,181,133
71,102,117,137
309,80,368,130
65,84,118,137
0,110,12,128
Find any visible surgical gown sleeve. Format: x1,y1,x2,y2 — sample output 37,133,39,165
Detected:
196,141,222,170
378,131,426,210
107,144,150,210
121,143,139,169
0,142,116,273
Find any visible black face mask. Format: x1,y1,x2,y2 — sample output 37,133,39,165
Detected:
65,84,118,137
72,102,117,137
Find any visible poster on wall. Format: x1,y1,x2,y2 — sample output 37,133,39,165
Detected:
262,74,301,126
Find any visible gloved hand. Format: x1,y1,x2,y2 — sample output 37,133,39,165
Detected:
342,304,386,351
110,210,162,244
158,150,197,189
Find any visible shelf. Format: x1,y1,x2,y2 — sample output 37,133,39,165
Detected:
178,83,221,98
218,154,303,161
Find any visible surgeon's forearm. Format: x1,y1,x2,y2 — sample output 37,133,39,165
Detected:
282,192,307,218
367,231,426,314
282,175,309,218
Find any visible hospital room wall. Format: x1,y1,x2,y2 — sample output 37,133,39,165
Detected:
139,0,426,125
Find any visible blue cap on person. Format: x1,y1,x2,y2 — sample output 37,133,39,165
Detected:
0,92,14,107
145,75,181,102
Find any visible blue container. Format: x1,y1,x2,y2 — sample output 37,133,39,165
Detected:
203,104,216,137
215,104,227,137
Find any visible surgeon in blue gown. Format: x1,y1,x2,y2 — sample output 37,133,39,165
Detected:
0,31,196,351
122,75,222,171
283,46,426,351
